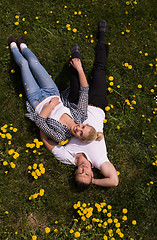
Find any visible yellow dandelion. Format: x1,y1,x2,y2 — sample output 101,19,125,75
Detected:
128,65,132,69
132,220,137,225
103,119,107,123
73,28,77,33
122,208,128,214
70,229,74,233
145,53,148,56
15,22,19,25
109,82,114,86
124,63,129,67
91,40,94,43
121,32,125,35
24,31,27,34
74,231,80,238
74,11,77,15
117,126,120,130
137,84,142,88
108,76,114,81
126,29,130,33
122,215,127,221
10,162,16,168
35,16,39,19
32,235,37,240
117,171,120,175
19,94,22,97
45,227,50,233
3,161,8,166
150,89,154,93
56,20,59,24
78,11,81,15
105,106,110,111
15,15,19,19
11,69,15,73
22,18,25,21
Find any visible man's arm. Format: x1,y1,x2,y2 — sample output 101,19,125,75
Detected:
40,130,57,151
92,162,119,187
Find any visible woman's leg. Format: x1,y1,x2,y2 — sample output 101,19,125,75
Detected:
12,47,42,108
88,43,109,111
22,48,60,97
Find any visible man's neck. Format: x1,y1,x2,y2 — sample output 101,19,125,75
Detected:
75,153,91,166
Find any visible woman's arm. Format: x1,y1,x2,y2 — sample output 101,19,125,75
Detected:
39,97,60,118
70,58,88,87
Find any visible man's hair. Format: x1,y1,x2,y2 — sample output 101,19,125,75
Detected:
82,124,104,143
75,176,92,191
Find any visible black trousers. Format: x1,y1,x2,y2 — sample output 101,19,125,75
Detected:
68,43,109,112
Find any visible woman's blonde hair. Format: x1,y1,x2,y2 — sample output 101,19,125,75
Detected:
81,124,104,143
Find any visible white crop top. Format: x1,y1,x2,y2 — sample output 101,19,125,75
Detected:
35,96,72,121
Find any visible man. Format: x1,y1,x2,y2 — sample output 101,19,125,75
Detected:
40,20,118,190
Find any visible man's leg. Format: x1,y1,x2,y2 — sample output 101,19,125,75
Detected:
89,21,109,111
68,45,82,104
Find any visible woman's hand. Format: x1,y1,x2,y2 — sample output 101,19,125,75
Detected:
70,58,83,72
39,97,60,118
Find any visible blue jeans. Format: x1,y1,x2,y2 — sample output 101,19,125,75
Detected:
12,48,60,109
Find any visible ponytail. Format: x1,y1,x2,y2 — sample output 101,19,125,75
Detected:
81,124,104,143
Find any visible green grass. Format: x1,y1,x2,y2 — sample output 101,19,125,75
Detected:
0,0,157,239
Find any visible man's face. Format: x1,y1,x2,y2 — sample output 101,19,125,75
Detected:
75,154,93,184
71,124,91,141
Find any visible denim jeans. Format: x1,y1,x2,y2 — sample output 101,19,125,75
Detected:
12,48,60,109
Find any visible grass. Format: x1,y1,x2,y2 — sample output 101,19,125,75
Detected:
0,0,157,239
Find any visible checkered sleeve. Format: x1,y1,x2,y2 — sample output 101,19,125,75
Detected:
77,86,89,116
25,101,69,143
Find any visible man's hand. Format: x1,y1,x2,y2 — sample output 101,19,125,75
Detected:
40,130,57,151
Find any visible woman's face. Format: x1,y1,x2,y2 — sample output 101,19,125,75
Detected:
71,124,91,141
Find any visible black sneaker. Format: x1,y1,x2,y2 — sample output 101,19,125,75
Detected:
8,35,16,45
71,44,81,58
16,37,27,49
98,20,107,33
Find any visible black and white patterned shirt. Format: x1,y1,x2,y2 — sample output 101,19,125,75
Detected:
25,86,89,143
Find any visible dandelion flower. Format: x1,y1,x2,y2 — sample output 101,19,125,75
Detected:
11,69,15,73
73,28,77,33
105,106,111,111
137,84,142,88
74,231,80,238
3,161,8,166
45,227,51,233
108,76,114,81
32,235,37,240
132,220,137,225
15,22,19,25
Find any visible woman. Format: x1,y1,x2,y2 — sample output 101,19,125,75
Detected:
8,36,103,144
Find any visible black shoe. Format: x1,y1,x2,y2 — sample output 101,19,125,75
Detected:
98,20,107,33
8,35,16,45
71,44,81,58
16,37,27,49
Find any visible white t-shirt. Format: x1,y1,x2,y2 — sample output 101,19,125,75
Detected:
35,96,72,121
52,105,109,170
